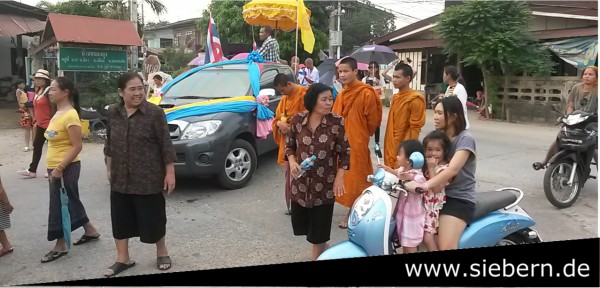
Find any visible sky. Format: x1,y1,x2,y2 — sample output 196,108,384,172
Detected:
18,0,445,29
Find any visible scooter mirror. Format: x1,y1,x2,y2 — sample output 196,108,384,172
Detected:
372,168,386,185
551,104,561,113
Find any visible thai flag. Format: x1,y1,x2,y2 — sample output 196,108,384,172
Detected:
204,13,223,64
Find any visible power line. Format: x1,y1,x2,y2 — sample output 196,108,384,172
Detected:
355,0,422,20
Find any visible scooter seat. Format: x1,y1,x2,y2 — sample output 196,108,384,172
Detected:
471,190,518,222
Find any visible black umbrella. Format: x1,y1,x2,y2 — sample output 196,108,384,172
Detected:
317,58,339,86
349,44,397,65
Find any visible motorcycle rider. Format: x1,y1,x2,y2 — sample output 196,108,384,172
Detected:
533,66,598,171
405,96,477,251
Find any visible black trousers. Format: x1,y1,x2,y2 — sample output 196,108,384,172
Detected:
29,125,47,173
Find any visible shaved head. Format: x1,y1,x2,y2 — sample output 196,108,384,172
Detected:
305,58,314,69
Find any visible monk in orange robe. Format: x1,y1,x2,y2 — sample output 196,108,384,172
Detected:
332,57,383,228
273,73,309,214
383,63,426,168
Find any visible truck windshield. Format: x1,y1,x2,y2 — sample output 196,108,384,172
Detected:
162,69,250,99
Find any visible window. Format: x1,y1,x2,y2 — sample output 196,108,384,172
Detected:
260,69,280,99
162,69,250,99
174,33,182,46
160,38,173,48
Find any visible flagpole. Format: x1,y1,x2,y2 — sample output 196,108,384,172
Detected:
295,0,299,74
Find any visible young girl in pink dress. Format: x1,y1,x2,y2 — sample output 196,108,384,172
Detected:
378,140,426,253
421,130,452,251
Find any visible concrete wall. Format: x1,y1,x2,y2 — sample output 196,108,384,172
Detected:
145,28,174,48
0,36,35,79
500,76,580,125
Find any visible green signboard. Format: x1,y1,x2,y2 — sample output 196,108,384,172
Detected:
59,47,127,72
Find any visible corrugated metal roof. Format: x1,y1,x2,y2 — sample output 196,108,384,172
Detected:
44,13,142,46
0,14,45,37
371,14,441,45
534,27,598,40
388,39,442,51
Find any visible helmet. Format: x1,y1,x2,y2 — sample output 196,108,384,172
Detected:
409,152,425,169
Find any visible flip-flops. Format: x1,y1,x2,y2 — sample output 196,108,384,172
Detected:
41,250,68,263
105,261,136,278
0,248,14,257
157,256,172,271
73,234,100,246
532,162,547,170
338,222,348,229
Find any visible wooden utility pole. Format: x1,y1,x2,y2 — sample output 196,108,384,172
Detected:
130,0,139,70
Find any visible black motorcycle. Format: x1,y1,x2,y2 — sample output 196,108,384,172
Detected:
81,105,110,139
540,105,597,209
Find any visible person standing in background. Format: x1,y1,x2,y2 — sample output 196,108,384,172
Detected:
301,58,319,85
14,79,34,152
383,63,426,169
257,26,280,63
18,69,54,179
332,57,382,229
442,66,470,130
41,77,100,263
273,73,309,215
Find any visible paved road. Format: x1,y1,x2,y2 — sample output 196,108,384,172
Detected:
0,109,597,285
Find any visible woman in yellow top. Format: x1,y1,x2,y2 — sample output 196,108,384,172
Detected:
40,77,100,263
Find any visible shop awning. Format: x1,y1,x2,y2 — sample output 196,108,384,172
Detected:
542,36,598,69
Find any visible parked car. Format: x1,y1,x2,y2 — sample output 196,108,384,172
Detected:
158,62,296,189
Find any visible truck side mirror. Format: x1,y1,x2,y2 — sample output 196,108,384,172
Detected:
259,88,277,100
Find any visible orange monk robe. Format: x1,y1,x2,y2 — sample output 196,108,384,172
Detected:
383,89,426,168
332,80,383,208
273,85,309,165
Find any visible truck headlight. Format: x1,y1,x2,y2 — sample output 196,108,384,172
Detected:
181,120,221,139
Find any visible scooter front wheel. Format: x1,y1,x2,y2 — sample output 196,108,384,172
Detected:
543,159,582,209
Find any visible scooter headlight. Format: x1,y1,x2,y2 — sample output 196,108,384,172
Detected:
351,190,374,226
563,114,588,125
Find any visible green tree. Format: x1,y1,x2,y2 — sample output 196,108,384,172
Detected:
198,0,394,62
37,0,104,17
162,48,196,73
340,1,395,54
38,0,166,19
102,0,167,20
436,0,554,119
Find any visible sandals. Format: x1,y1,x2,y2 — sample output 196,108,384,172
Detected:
157,256,172,271
0,248,14,257
41,250,68,263
73,234,100,246
338,222,348,229
105,261,136,278
532,162,546,171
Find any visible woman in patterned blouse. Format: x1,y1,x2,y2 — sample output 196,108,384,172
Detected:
285,83,351,260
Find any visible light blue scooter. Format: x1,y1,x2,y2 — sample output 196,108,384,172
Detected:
318,151,543,260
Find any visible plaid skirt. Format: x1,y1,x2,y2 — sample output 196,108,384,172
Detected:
47,162,90,241
0,202,10,230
